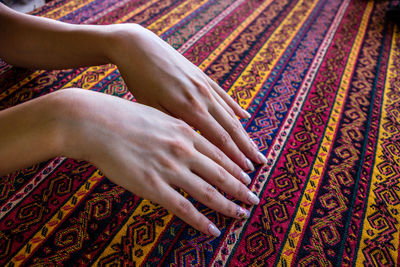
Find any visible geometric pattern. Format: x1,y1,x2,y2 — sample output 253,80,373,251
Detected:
0,0,399,266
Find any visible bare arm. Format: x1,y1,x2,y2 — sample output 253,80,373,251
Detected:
0,4,263,236
0,3,111,69
0,89,259,236
0,3,265,170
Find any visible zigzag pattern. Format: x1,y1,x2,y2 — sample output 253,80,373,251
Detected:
0,0,399,266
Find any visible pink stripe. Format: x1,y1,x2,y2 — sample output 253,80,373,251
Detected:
210,0,351,264
0,157,65,220
83,0,133,24
177,0,245,54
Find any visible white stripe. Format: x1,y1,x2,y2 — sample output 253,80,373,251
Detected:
178,0,245,53
211,0,351,264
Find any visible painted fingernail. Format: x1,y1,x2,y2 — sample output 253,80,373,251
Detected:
246,158,255,172
247,191,260,205
240,171,251,185
243,109,251,119
236,206,250,219
257,152,267,164
250,139,259,150
208,223,221,237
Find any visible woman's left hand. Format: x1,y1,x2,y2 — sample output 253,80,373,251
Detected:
107,24,266,171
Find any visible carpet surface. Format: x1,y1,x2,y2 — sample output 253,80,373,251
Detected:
1,0,400,266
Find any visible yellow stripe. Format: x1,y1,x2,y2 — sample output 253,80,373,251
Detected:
355,25,400,266
61,2,218,262
91,1,321,263
277,2,374,266
147,0,209,36
0,0,98,101
2,0,261,101
226,0,318,109
43,0,97,19
84,4,280,263
61,64,116,89
0,71,44,101
199,0,273,70
0,0,158,100
44,0,96,20
114,0,160,24
61,0,208,90
92,200,174,266
9,170,104,265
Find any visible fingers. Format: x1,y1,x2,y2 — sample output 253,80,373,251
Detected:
201,76,265,165
190,150,260,207
209,88,236,119
209,101,266,165
157,183,221,237
174,169,255,222
181,109,253,171
208,89,263,163
193,132,252,185
206,76,251,119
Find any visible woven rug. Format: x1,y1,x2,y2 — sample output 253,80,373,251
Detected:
1,0,400,266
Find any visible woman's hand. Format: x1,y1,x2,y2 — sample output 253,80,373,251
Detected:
55,89,259,236
106,24,267,171
0,6,266,170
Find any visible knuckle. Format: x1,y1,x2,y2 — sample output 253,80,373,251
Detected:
191,76,214,101
197,84,213,100
168,139,193,158
159,156,179,173
202,184,218,203
183,90,207,115
231,119,242,132
215,166,228,185
144,171,161,190
176,121,194,137
214,149,225,165
175,199,192,216
217,130,231,147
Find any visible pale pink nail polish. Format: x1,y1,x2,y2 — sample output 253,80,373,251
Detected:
247,191,260,205
257,152,267,164
246,158,255,172
208,223,221,237
243,109,251,118
236,206,250,219
240,171,251,185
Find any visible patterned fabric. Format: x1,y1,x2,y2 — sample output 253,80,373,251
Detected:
0,0,399,265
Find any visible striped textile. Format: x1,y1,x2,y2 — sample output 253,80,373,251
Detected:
0,0,399,266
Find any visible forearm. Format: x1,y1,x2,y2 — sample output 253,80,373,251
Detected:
0,3,113,69
0,92,65,175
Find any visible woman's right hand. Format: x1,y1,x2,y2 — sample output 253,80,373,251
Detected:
55,89,259,236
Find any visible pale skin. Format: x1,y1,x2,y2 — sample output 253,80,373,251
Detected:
0,3,267,237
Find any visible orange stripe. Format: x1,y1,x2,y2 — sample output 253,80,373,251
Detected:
9,171,103,265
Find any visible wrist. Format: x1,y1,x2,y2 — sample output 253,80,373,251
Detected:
103,23,144,65
46,89,94,161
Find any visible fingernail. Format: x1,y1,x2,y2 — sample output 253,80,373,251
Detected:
257,152,267,164
240,171,251,185
246,158,255,172
236,206,250,219
243,109,251,119
250,139,259,150
247,191,260,205
208,223,221,237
